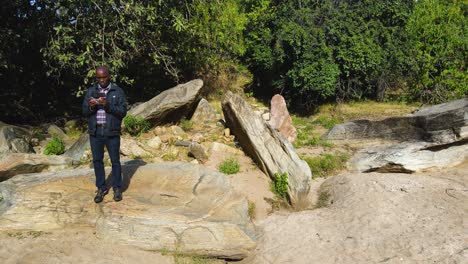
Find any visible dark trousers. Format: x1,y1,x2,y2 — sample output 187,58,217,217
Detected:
90,127,122,190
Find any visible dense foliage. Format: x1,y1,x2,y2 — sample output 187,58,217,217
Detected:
1,0,466,123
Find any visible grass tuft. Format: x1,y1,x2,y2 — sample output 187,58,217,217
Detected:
303,153,349,178
218,158,240,174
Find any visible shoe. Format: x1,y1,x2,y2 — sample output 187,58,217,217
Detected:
113,187,122,202
94,188,108,203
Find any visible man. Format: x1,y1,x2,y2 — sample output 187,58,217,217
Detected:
82,66,127,203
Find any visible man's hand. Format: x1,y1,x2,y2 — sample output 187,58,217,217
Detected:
89,97,98,108
98,97,107,106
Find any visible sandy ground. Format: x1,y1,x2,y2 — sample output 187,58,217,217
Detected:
0,228,174,264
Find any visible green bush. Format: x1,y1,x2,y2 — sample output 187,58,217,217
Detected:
43,135,65,155
271,172,289,199
218,158,240,174
304,153,349,178
123,115,150,136
180,117,194,131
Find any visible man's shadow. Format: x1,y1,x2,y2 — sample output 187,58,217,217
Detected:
105,159,146,192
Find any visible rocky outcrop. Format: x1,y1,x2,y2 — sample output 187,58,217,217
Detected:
128,79,204,125
0,153,73,182
0,121,33,154
325,98,468,143
268,94,297,143
0,162,256,259
348,140,468,173
222,92,311,207
245,171,467,264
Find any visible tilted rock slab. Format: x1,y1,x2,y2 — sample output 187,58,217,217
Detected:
348,140,468,173
0,153,73,182
0,162,255,259
0,121,33,154
191,98,220,127
63,133,90,162
128,79,204,126
268,94,297,143
325,98,468,143
246,172,467,264
222,92,311,207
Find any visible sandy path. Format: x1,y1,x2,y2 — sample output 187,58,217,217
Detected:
0,228,173,264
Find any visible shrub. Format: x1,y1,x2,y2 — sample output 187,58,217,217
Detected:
218,158,240,174
271,172,289,199
180,117,194,131
43,135,65,155
123,115,150,136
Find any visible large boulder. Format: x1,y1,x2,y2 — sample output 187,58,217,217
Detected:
0,162,256,259
348,140,468,173
0,121,33,155
128,79,204,125
222,92,311,207
268,94,297,143
246,171,467,264
0,153,73,182
325,98,468,144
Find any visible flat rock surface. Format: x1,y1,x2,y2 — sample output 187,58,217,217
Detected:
243,163,468,264
0,162,256,259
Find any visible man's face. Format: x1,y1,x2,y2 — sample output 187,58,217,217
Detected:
96,69,111,88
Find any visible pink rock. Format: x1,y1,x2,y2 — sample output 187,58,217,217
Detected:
268,94,297,143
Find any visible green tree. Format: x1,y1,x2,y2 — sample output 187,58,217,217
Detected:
244,0,413,110
42,1,177,96
405,0,467,103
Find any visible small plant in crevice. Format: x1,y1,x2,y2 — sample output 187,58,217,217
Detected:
166,247,220,264
248,200,256,220
315,191,331,209
123,114,150,136
43,135,65,155
218,158,240,174
271,172,289,199
180,117,194,131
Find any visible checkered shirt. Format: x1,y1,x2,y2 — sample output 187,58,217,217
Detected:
96,84,110,125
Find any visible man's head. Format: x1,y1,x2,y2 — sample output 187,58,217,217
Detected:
96,66,111,88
